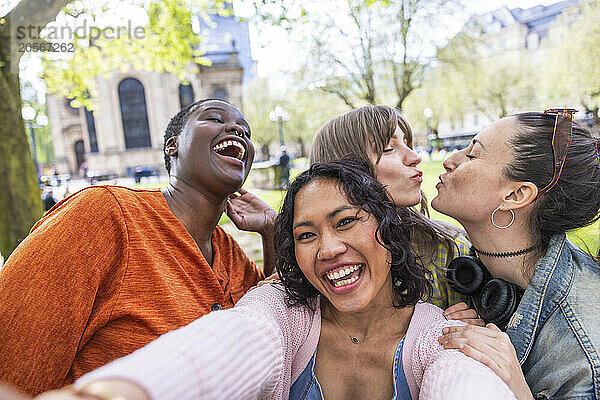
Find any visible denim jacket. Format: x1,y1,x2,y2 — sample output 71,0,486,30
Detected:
506,234,600,399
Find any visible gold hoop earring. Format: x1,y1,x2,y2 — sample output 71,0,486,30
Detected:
491,206,515,229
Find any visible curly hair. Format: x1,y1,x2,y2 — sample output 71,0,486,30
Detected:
274,157,433,310
163,98,233,174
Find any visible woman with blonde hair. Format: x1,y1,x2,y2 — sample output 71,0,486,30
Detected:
311,105,474,316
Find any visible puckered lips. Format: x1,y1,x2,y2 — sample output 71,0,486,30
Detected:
212,136,247,165
322,263,365,294
436,174,444,189
411,170,423,183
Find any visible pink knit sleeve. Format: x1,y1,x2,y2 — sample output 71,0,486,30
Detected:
76,284,317,400
411,319,516,400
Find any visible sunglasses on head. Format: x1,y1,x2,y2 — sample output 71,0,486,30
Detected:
533,108,578,201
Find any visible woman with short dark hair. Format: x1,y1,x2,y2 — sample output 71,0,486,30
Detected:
0,99,275,395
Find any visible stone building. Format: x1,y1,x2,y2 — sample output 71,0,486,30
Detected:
47,7,254,178
433,0,578,146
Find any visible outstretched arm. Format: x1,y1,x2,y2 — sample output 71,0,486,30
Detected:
35,285,316,400
36,381,147,400
226,188,278,276
37,311,280,400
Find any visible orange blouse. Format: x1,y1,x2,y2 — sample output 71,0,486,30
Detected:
0,186,264,395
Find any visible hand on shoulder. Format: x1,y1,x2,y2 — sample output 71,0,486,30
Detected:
438,323,533,400
444,302,485,326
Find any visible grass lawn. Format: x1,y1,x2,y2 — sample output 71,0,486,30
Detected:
136,159,599,255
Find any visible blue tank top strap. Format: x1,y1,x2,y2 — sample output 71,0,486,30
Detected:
289,350,324,400
290,337,412,400
392,336,412,399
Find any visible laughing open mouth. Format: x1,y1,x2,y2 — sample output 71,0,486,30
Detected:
324,264,364,288
213,139,246,161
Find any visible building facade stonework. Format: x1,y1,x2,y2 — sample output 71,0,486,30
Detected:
47,8,252,178
434,0,578,144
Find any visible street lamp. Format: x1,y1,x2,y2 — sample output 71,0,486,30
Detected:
21,105,47,182
423,107,433,120
269,105,289,147
36,113,49,127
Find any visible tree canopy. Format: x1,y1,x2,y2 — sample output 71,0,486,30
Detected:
296,0,460,110
0,0,296,259
542,0,600,126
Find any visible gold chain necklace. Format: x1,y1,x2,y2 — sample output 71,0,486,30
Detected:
329,306,398,345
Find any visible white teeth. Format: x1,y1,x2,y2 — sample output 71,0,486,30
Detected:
326,264,361,281
334,275,359,287
212,139,246,160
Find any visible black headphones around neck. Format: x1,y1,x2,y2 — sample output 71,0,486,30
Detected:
446,247,524,330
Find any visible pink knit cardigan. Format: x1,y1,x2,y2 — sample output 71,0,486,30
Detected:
78,284,515,399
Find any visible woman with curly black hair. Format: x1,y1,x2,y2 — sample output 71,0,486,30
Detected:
37,158,515,400
311,105,472,314
275,158,430,311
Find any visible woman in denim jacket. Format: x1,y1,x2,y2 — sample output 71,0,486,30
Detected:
433,109,600,400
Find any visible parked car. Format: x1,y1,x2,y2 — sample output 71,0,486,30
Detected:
134,166,159,183
87,171,118,185
40,174,70,187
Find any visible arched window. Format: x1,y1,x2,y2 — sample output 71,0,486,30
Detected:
85,107,98,153
179,83,195,109
74,140,85,171
212,88,228,101
118,78,151,149
65,98,79,115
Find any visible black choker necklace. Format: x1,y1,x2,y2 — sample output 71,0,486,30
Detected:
471,244,537,258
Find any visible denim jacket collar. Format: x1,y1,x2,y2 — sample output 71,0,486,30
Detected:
506,233,574,364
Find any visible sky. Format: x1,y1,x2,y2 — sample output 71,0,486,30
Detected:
248,0,563,79
470,0,557,13
3,0,564,103
242,0,564,99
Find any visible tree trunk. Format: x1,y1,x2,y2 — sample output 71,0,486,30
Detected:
0,59,44,260
0,0,72,260
297,138,306,158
